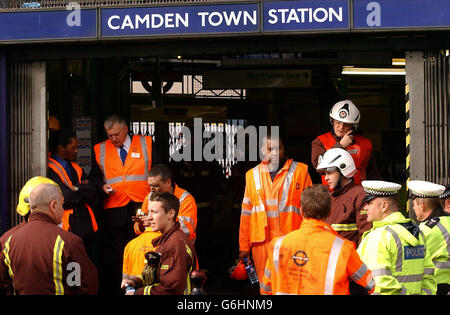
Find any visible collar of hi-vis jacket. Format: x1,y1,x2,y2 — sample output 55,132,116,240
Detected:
98,135,150,185
253,159,298,213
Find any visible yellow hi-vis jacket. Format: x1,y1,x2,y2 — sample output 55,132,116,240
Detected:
420,215,450,286
357,212,437,295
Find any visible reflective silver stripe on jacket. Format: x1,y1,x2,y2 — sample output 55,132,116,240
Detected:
99,136,149,184
435,222,450,267
279,161,298,212
48,159,70,186
324,236,344,295
273,235,286,273
179,191,190,204
385,226,403,272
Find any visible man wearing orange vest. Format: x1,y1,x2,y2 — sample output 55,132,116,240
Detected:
311,100,380,186
239,133,312,291
90,114,160,295
262,184,375,295
134,164,197,243
47,129,98,258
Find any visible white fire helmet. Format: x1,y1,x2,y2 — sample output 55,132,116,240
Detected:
316,148,357,178
329,100,360,127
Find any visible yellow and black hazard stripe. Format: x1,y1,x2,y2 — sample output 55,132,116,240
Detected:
53,235,65,295
405,83,411,211
3,236,14,279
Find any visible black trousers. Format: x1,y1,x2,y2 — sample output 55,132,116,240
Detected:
100,201,141,295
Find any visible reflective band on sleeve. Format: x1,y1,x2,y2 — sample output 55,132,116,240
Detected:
179,191,190,204
434,261,450,269
385,226,403,272
242,197,251,205
241,209,252,216
264,267,271,279
48,160,71,186
179,220,191,236
324,236,344,295
53,235,65,295
371,268,392,277
350,264,369,282
331,223,358,231
3,236,14,279
273,236,286,273
436,222,450,255
260,282,272,294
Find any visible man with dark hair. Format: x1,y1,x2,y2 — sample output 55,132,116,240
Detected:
239,133,312,291
134,164,197,242
48,129,98,251
262,184,374,295
121,192,197,295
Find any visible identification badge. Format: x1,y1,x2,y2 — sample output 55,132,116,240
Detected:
131,152,141,158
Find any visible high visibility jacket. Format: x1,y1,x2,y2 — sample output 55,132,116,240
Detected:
136,184,198,242
262,218,375,295
239,159,312,251
94,135,152,209
123,227,160,278
48,157,98,233
317,132,372,185
357,212,437,295
419,213,450,286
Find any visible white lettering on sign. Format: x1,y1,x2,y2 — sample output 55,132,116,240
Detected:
366,2,381,26
107,13,189,30
198,10,257,27
267,7,343,24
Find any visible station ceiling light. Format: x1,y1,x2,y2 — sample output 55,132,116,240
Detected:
342,66,405,76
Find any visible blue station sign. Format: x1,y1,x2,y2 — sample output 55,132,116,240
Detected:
101,3,259,37
0,9,96,41
0,1,450,42
262,0,349,32
353,0,450,29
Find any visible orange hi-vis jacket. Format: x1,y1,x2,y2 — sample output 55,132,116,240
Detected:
317,132,372,185
94,135,152,209
136,184,198,241
262,218,375,295
122,227,160,278
48,157,98,232
239,159,312,252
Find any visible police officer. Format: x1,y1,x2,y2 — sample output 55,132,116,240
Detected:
440,185,450,214
408,180,450,295
357,180,436,295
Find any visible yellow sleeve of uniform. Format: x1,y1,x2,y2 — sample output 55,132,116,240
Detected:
421,233,437,295
358,230,404,295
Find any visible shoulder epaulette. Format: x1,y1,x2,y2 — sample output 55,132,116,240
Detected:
425,217,440,228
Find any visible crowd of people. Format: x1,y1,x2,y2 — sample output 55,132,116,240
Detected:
0,100,449,295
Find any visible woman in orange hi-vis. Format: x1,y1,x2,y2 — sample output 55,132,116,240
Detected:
262,185,375,295
239,134,312,292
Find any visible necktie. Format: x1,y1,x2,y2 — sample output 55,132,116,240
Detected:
120,145,127,165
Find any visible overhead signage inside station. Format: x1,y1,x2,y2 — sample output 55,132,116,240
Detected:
262,0,349,32
101,3,259,37
353,0,450,29
0,9,96,41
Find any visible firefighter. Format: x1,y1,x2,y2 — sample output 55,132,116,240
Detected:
262,184,374,295
316,148,371,245
408,180,450,295
357,180,436,295
0,182,98,295
239,133,312,292
311,100,381,185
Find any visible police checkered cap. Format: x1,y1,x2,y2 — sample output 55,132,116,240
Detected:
407,180,445,198
361,180,402,203
440,185,450,199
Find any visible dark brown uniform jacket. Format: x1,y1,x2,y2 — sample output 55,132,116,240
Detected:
324,181,372,245
135,221,197,295
0,212,98,295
